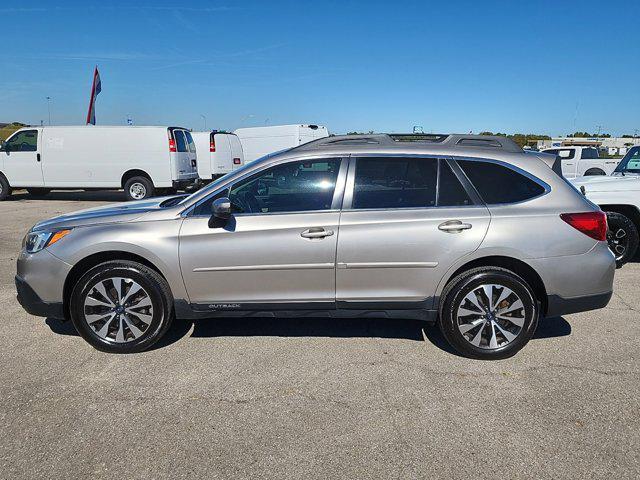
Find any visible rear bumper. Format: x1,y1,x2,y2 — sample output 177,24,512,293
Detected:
172,178,199,191
15,275,65,319
546,291,612,317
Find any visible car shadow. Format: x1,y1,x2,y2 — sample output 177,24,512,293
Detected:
10,190,127,202
45,315,572,355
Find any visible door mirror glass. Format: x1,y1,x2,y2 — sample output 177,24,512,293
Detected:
211,197,231,220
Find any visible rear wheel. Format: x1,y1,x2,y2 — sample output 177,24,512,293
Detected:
124,176,154,201
605,211,639,268
0,175,11,200
70,260,174,353
27,188,51,197
439,267,538,360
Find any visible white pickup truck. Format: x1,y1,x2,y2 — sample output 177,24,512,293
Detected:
571,146,640,267
542,146,620,178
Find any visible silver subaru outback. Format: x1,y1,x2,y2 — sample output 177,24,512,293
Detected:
15,134,615,359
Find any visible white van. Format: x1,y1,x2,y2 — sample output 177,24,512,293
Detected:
191,131,244,181
234,124,329,162
0,126,199,201
541,146,620,178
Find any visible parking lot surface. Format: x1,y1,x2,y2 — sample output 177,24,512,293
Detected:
1,191,639,479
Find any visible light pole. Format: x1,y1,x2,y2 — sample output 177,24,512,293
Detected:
46,96,52,125
200,114,207,131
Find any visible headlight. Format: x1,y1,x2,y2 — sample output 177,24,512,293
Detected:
23,229,72,254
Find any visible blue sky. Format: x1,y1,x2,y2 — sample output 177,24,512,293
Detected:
2,0,639,135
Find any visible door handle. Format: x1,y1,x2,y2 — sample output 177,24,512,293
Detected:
36,153,41,162
301,227,334,239
438,220,472,233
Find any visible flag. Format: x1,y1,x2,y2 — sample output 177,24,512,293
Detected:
85,66,102,125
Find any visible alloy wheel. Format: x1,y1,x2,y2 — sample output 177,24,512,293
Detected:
456,284,525,350
607,227,628,261
83,277,154,343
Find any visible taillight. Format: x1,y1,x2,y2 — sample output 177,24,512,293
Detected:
168,138,176,152
560,211,607,241
233,158,241,165
210,138,216,152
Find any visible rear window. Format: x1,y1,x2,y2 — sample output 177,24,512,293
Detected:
184,131,196,153
174,130,188,153
458,160,546,204
581,148,599,159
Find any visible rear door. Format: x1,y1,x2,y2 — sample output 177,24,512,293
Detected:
1,129,44,187
336,155,490,309
212,133,233,176
170,129,197,180
228,134,244,170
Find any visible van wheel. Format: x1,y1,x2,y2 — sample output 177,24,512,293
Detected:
584,168,606,176
439,267,538,360
124,176,154,201
27,188,51,197
0,175,11,200
69,260,174,353
605,211,639,268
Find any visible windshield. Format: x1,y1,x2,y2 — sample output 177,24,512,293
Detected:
175,149,293,205
614,146,640,174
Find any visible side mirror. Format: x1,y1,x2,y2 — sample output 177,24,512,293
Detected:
209,196,231,226
0,141,6,152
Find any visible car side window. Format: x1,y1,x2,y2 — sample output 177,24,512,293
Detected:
352,157,437,209
5,130,38,152
437,161,473,207
174,130,188,153
215,158,342,215
581,148,598,159
458,160,546,204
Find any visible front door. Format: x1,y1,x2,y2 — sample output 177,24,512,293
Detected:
2,129,44,187
336,155,490,309
179,157,346,308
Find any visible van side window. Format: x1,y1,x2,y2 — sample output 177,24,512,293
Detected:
5,130,38,152
352,157,437,209
174,131,188,153
437,161,473,207
458,160,546,204
229,158,341,214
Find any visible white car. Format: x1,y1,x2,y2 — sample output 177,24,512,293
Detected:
0,126,199,201
192,131,244,181
571,146,640,267
542,146,620,178
234,124,329,162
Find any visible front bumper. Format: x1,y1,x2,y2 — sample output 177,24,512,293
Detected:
16,275,65,319
546,291,613,317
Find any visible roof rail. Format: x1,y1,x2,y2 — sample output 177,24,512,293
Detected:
294,133,522,153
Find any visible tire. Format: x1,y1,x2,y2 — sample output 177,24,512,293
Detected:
584,168,606,176
69,260,174,353
124,176,155,201
27,188,51,197
605,211,639,268
438,267,539,360
0,174,11,201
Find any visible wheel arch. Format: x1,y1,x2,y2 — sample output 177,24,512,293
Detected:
121,169,154,189
62,251,169,321
437,255,548,315
584,168,606,176
600,204,640,230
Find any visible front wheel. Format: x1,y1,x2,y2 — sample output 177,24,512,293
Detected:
124,176,155,201
439,267,538,360
605,211,639,268
70,261,174,353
